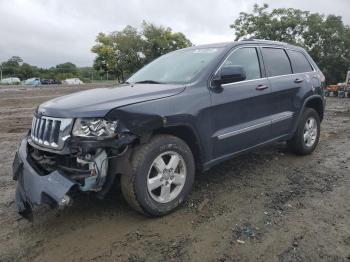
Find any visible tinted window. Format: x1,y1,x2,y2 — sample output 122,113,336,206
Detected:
223,47,261,81
286,50,313,73
261,48,292,77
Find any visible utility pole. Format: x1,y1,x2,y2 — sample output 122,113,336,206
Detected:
0,65,2,80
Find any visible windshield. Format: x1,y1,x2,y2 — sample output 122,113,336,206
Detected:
127,47,223,84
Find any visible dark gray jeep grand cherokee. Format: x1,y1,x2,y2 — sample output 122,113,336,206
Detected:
13,40,325,219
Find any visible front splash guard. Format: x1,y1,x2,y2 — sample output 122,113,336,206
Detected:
13,138,77,220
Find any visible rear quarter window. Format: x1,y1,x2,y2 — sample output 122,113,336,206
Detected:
261,48,292,77
286,49,314,73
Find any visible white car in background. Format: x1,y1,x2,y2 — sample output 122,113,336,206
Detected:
0,77,21,85
62,78,84,85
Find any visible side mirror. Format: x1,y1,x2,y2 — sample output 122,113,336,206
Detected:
213,65,246,86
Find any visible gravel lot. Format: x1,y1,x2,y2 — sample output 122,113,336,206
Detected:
0,84,349,262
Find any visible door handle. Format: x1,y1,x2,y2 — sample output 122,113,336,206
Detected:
294,78,304,83
256,84,268,91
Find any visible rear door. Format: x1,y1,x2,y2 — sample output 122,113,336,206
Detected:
285,48,315,92
210,46,274,159
260,47,297,138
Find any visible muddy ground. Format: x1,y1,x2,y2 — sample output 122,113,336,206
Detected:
0,84,349,262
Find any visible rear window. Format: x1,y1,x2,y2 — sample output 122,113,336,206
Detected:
261,48,292,77
286,50,313,73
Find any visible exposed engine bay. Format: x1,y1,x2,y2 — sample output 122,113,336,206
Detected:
13,124,136,220
30,146,110,192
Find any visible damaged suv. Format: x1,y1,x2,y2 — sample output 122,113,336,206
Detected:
13,40,325,219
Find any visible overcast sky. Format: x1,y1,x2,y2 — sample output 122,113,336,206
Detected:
0,0,349,68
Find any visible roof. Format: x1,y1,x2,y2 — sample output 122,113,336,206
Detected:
191,39,298,50
189,42,233,49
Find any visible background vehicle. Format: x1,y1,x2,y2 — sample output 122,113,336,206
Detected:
23,78,41,86
62,78,83,85
13,40,325,219
0,77,21,85
324,71,350,97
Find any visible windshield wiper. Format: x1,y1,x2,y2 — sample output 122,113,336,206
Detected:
134,80,164,84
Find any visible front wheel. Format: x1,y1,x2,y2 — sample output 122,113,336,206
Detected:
121,135,195,216
288,108,320,155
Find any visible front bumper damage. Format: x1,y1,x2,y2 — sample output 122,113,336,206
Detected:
13,132,136,220
13,138,77,220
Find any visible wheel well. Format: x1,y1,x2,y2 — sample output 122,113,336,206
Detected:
305,98,324,121
153,126,203,171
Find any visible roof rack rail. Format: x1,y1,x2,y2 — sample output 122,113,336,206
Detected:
241,38,288,45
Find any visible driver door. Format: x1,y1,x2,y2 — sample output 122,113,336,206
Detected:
209,46,274,159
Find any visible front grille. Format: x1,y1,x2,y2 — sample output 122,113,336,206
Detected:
31,115,73,150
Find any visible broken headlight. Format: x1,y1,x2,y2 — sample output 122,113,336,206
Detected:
72,118,118,138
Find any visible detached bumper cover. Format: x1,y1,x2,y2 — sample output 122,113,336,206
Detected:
13,138,77,220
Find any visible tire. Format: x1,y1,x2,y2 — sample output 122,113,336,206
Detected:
288,108,320,155
121,134,195,216
333,91,338,97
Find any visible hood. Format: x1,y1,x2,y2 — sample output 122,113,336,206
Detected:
38,84,186,118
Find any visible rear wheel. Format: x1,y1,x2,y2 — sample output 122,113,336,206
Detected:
288,108,320,155
121,135,195,216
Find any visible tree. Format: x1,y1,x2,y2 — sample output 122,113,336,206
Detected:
91,32,116,79
1,56,24,77
91,22,192,81
92,27,145,81
17,63,38,79
231,4,350,84
7,56,23,67
0,56,98,82
142,21,192,63
55,62,77,73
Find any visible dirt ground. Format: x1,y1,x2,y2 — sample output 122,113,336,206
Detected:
0,84,349,262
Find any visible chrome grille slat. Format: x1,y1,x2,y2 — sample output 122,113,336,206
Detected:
30,115,73,150
31,118,36,140
49,120,56,143
43,119,52,145
34,118,40,141
38,118,46,143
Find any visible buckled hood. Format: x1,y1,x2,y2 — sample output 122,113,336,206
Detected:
38,84,186,118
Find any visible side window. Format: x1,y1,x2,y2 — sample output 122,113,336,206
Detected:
223,47,261,81
286,49,313,73
261,48,292,77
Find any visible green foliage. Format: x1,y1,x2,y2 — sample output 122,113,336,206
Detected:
91,21,192,81
231,3,350,84
0,56,99,82
55,62,77,73
1,56,24,78
142,21,192,63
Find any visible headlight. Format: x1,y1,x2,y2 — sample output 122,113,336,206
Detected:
72,118,118,138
